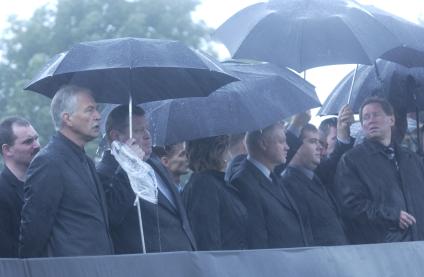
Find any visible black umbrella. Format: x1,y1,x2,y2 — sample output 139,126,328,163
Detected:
128,61,320,145
319,60,424,115
382,46,424,68
214,0,424,72
25,37,237,104
365,5,424,68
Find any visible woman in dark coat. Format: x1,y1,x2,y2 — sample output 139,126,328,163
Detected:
183,135,247,250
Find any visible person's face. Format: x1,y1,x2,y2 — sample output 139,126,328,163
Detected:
164,143,189,177
262,126,290,166
117,115,152,159
321,126,337,157
3,124,40,167
295,130,322,170
65,92,101,143
361,103,394,143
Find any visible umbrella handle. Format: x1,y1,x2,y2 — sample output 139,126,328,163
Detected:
135,196,147,253
347,64,359,106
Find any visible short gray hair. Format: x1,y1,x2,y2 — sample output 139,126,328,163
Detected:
50,85,91,131
246,121,285,154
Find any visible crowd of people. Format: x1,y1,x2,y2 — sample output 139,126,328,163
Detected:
1,84,424,258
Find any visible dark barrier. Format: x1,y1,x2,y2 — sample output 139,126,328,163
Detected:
1,241,424,277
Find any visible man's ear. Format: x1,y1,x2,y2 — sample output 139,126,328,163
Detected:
1,144,11,157
389,115,395,127
62,112,72,127
258,137,267,151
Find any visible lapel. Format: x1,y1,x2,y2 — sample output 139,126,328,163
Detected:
147,155,178,214
288,167,337,211
54,135,110,228
148,154,197,250
277,175,311,246
245,160,292,210
86,157,111,228
243,160,310,246
63,153,101,202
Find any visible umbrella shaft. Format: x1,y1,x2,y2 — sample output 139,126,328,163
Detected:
129,95,133,139
136,197,147,253
348,64,359,105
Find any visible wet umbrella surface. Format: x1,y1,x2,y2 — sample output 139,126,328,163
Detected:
109,61,321,145
319,60,424,115
25,37,238,104
214,0,424,72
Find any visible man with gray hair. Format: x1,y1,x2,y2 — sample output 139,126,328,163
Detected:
229,122,312,249
20,85,114,257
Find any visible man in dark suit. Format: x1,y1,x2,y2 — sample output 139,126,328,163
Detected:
20,85,114,257
230,122,312,249
0,117,40,257
97,105,196,253
282,124,348,246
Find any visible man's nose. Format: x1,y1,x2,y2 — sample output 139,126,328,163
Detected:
93,109,101,121
33,140,41,149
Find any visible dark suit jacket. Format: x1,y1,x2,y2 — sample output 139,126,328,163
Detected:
20,132,114,257
336,139,424,244
97,151,196,254
0,166,24,257
282,167,348,246
230,158,311,249
183,170,247,250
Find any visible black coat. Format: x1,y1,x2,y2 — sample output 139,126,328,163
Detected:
316,139,354,192
183,170,247,250
0,166,24,257
230,158,311,249
282,167,348,246
97,151,196,254
336,139,424,244
20,132,114,257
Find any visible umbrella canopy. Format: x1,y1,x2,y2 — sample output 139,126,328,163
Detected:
133,61,320,145
382,46,424,68
214,0,424,72
318,60,424,115
365,5,424,68
25,37,238,104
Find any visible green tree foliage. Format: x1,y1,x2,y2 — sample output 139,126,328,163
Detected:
0,0,211,151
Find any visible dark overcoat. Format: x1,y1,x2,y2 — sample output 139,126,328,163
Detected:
0,167,24,257
282,166,348,246
183,170,247,250
20,133,114,257
97,151,196,253
335,139,424,244
230,158,311,249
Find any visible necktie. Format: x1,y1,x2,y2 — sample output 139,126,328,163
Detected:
384,146,399,171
